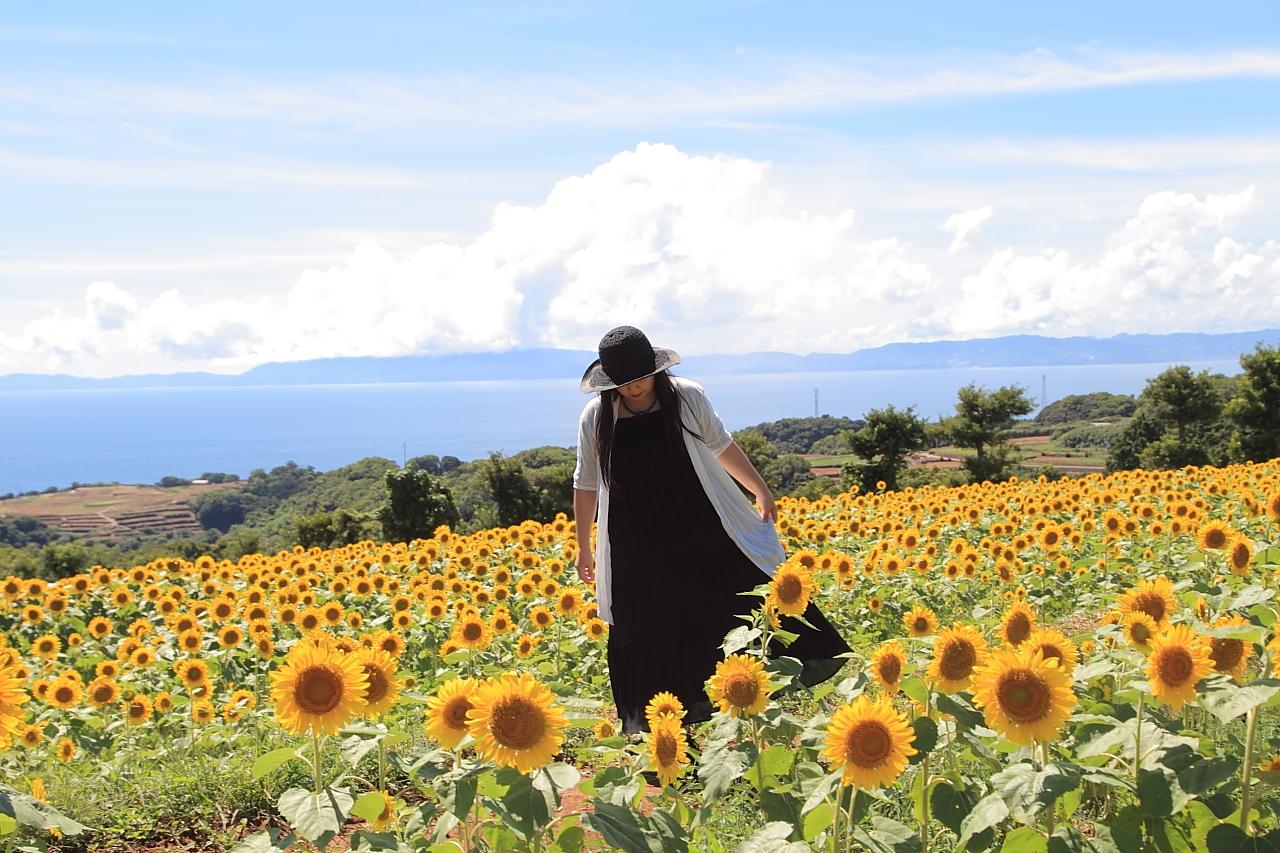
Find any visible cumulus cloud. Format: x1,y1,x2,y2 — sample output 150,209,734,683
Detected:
1,145,1278,376
943,206,994,254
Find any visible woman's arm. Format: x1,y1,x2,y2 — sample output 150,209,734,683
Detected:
572,488,598,583
713,441,777,523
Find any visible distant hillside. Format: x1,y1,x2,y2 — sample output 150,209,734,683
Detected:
2,328,1273,391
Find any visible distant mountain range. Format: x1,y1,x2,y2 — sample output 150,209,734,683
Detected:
2,329,1275,391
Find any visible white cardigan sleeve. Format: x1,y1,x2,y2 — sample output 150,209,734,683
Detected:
572,398,599,491
683,381,734,456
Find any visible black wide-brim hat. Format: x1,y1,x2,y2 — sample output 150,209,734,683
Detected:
579,325,681,393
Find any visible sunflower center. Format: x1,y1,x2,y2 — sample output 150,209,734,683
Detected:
996,670,1052,722
845,720,892,768
1005,614,1031,645
129,700,146,718
1156,647,1194,686
913,618,929,634
777,575,803,604
54,686,74,704
462,622,483,642
724,673,760,708
654,730,678,766
1204,529,1227,549
364,665,390,704
93,685,114,703
294,665,344,714
1129,622,1151,644
489,696,545,750
877,655,902,685
1133,592,1166,623
1037,644,1064,665
939,640,977,681
1210,638,1244,673
443,696,473,731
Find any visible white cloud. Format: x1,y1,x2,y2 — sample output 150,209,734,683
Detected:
1,145,1278,376
943,206,994,254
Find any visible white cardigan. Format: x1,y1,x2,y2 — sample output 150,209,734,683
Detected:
572,375,786,624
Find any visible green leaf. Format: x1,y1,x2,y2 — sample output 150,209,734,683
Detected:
1047,827,1126,853
758,744,795,778
229,828,298,853
900,677,927,704
1205,824,1280,853
581,801,657,852
251,747,302,780
1002,826,1049,853
1178,756,1239,796
1137,768,1176,817
909,717,938,765
1230,586,1275,611
740,821,809,853
851,816,922,853
958,791,1009,848
277,786,355,844
339,733,383,768
935,692,986,730
484,768,552,842
351,790,389,822
556,824,585,853
0,785,91,835
721,626,761,656
1200,679,1280,723
803,802,833,843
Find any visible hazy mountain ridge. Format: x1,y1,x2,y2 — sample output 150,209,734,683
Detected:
2,329,1275,391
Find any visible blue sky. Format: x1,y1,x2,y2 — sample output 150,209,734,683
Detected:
2,1,1279,376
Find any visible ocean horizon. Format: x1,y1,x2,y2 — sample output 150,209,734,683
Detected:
0,359,1240,495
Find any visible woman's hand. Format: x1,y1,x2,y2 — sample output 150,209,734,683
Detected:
575,552,596,585
756,490,777,524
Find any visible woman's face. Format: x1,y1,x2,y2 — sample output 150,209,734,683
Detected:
617,375,656,401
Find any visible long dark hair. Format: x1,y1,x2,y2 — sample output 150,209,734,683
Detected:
594,370,704,491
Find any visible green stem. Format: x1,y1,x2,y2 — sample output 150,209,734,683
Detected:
1040,741,1055,836
378,739,386,792
845,787,859,853
1241,704,1261,834
312,729,323,795
751,717,766,801
920,689,931,853
1133,692,1144,791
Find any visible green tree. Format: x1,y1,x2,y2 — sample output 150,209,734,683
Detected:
40,542,91,580
481,452,543,527
1225,341,1280,462
1105,411,1164,472
1139,365,1221,447
944,383,1035,483
841,404,927,492
377,467,460,543
295,509,377,549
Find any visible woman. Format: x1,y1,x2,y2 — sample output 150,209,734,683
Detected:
572,325,851,734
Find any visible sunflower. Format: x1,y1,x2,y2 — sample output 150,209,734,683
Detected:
529,606,555,630
1023,627,1079,676
451,615,493,651
821,694,917,789
269,642,369,735
869,641,908,695
593,718,617,739
927,624,989,694
767,563,817,617
903,606,939,638
123,693,154,726
349,647,402,718
645,691,686,727
972,646,1076,746
465,672,567,773
1208,615,1252,681
218,625,243,649
1197,520,1235,551
514,634,539,659
192,700,216,724
87,676,121,708
1228,537,1253,575
54,737,75,762
1117,576,1177,625
45,678,80,710
31,634,60,660
425,677,479,749
364,789,397,831
999,603,1036,647
19,722,45,747
706,654,773,718
648,714,690,788
1123,611,1158,652
1147,624,1214,710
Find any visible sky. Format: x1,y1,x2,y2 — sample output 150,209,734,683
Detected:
2,1,1279,377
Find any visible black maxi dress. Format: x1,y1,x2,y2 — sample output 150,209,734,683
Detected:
605,407,852,733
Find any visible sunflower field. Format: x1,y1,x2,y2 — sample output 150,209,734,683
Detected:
3,460,1280,851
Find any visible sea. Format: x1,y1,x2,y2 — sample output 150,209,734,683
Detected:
0,360,1241,495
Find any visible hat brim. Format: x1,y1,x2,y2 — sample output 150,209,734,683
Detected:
579,347,681,393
